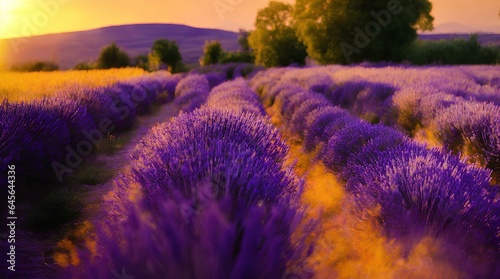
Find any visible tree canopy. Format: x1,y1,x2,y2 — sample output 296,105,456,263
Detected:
248,1,307,67
238,29,251,53
294,0,434,64
149,39,182,72
200,41,224,65
12,61,60,72
97,43,130,69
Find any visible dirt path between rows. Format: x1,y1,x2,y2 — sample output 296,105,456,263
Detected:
16,102,180,279
79,102,180,222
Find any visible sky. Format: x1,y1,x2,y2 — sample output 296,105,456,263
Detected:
0,0,498,39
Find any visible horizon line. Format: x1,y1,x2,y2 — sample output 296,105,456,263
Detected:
0,22,242,40
1,22,499,41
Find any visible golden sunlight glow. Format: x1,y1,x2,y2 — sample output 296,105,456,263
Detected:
0,68,146,101
0,0,21,35
0,0,16,69
0,0,19,15
0,0,496,41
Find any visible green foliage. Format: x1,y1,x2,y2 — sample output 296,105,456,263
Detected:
73,62,95,71
405,35,500,65
192,63,260,79
148,52,161,71
134,55,149,70
294,0,434,64
201,40,224,65
248,1,307,67
97,43,130,69
220,51,255,64
11,61,59,72
150,39,183,73
199,39,254,65
173,62,192,73
238,29,251,52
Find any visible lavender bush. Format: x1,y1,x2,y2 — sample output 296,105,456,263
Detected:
174,74,210,112
434,101,500,181
75,195,310,279
250,68,500,270
206,79,266,117
0,101,70,181
347,142,499,251
130,107,299,216
0,74,177,184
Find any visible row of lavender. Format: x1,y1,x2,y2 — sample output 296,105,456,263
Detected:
0,73,181,185
251,70,500,275
274,66,500,183
74,78,311,278
173,64,264,113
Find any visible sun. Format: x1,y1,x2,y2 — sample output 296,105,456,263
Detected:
0,0,19,15
0,0,24,39
0,0,23,64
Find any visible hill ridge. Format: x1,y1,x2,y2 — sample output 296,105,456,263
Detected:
2,23,239,69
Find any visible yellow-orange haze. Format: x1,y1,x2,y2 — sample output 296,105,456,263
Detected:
0,0,498,40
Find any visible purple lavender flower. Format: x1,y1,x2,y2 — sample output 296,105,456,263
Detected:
0,101,70,180
325,81,366,108
265,83,305,109
303,106,356,151
130,107,299,216
33,97,96,146
101,85,138,131
57,85,119,127
174,74,210,112
347,141,499,251
205,72,227,89
75,195,310,279
115,81,154,115
280,91,313,121
320,122,405,180
207,80,266,116
289,97,330,136
434,101,500,182
175,74,210,98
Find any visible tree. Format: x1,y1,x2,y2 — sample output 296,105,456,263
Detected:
11,61,59,72
134,55,149,70
150,39,182,72
97,43,130,69
294,0,434,64
404,34,499,65
238,29,251,52
200,41,224,65
74,62,95,71
248,1,307,67
220,52,254,64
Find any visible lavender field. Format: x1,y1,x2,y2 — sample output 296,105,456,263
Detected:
1,64,500,278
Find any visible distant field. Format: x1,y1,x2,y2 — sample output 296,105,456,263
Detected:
0,68,146,101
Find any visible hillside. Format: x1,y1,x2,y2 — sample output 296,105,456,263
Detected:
1,24,239,69
2,23,498,70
